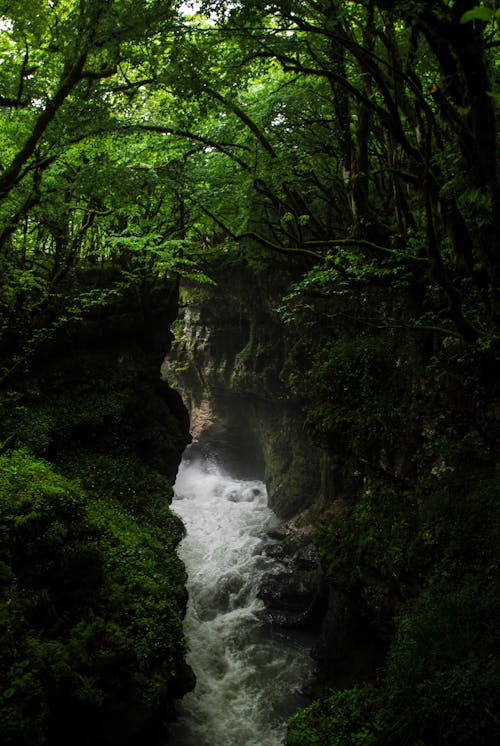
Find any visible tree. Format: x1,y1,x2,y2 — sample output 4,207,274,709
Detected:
148,0,499,346
0,0,210,379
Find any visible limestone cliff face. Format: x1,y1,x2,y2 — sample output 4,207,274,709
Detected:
164,264,324,518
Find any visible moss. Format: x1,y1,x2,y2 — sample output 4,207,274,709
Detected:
297,462,500,745
0,278,192,745
260,414,322,518
314,486,418,620
0,448,192,746
287,686,380,745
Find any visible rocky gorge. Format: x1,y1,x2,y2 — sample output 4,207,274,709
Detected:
165,259,390,695
1,2,499,742
165,255,500,745
1,256,498,746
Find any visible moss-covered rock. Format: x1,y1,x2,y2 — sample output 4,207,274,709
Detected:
0,450,193,746
0,275,193,746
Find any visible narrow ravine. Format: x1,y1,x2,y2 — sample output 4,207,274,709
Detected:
168,453,314,746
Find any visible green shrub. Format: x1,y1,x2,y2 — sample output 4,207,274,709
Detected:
287,686,380,745
304,466,500,745
286,334,408,454
314,486,418,620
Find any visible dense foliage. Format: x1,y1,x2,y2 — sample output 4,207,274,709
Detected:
0,0,499,743
0,306,192,745
0,450,189,746
297,466,500,745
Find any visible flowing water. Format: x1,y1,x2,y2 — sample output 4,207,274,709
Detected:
168,455,314,746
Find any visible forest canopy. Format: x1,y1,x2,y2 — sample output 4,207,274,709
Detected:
0,0,499,380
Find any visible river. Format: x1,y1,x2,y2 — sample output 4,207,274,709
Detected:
168,454,314,746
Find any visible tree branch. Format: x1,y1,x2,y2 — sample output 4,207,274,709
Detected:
0,54,88,201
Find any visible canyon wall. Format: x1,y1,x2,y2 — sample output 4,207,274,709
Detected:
164,264,325,519
165,261,384,685
0,273,193,746
166,257,500,745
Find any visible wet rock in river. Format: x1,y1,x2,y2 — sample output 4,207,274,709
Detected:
257,525,326,628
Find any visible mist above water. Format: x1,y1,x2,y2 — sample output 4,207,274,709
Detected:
168,455,313,746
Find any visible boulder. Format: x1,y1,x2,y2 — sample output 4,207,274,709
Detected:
257,525,326,628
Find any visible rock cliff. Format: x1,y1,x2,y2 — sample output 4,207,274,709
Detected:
0,272,193,746
166,256,500,745
164,262,324,518
165,260,352,666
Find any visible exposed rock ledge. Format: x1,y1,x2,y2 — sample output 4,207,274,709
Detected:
257,524,326,629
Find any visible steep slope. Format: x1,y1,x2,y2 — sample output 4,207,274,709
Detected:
0,274,193,746
165,262,324,518
168,256,500,745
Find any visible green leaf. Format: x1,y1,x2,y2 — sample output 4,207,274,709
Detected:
460,7,494,24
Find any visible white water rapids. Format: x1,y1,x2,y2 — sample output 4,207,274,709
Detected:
168,456,314,746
